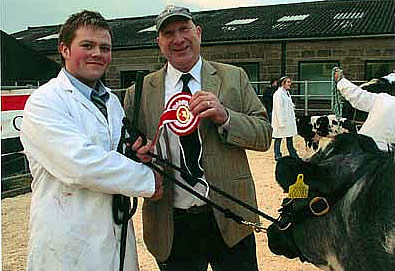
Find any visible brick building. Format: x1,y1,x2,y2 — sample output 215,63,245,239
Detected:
12,0,395,101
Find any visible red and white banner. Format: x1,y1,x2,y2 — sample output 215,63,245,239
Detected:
1,89,32,139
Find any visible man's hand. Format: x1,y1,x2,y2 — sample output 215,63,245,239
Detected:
131,136,153,163
189,91,228,125
150,171,163,201
334,67,344,83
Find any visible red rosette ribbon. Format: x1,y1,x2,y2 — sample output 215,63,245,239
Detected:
152,92,200,146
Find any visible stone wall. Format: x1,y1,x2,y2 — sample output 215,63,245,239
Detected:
47,36,394,89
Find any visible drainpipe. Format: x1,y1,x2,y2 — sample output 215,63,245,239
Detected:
281,41,286,76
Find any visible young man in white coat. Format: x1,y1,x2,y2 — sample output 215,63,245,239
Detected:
334,67,395,151
20,10,162,270
271,76,299,161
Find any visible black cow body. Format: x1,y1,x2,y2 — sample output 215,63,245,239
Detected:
297,114,357,150
267,133,394,271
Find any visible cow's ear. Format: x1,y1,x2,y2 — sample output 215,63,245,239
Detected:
275,157,308,192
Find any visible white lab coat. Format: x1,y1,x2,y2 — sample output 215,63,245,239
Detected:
337,78,395,151
271,87,298,138
21,70,155,271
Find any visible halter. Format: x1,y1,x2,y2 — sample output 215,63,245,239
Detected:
268,140,388,263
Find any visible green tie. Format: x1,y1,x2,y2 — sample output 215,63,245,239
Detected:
91,90,108,120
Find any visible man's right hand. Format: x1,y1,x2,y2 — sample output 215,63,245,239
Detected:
334,67,344,82
131,136,153,163
150,171,163,201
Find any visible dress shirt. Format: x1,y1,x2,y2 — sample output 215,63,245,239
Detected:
161,57,208,209
63,68,109,104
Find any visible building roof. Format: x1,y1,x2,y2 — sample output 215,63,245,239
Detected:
1,30,60,85
12,0,395,54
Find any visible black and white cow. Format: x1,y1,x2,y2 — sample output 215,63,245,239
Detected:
267,133,394,271
297,114,357,150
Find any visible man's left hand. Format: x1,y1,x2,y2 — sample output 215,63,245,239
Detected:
189,91,228,125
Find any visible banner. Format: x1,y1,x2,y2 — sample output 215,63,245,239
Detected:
1,90,32,140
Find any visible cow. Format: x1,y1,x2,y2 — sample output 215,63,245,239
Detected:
266,133,394,271
297,114,357,150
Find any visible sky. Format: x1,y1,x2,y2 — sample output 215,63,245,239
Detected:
1,0,324,34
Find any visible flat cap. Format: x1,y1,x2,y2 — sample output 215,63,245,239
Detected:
156,5,192,31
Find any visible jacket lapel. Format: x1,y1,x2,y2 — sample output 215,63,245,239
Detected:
147,65,166,136
200,60,220,142
146,65,175,163
201,60,220,98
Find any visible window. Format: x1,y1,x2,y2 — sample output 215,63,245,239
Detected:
231,62,260,93
226,18,258,25
299,61,339,100
365,60,394,81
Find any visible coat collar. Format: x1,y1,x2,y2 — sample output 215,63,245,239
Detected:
57,69,109,126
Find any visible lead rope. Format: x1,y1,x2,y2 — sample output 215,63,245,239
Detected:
331,67,343,119
114,124,139,271
121,118,278,232
145,160,271,232
114,72,145,271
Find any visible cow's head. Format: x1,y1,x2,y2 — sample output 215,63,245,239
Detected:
267,133,387,266
296,116,320,150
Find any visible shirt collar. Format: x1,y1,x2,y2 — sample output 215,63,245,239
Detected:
63,68,109,102
167,57,202,88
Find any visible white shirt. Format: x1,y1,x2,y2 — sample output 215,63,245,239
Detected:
161,57,208,209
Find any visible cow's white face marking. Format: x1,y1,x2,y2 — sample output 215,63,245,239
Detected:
341,179,364,234
318,253,345,271
383,227,395,255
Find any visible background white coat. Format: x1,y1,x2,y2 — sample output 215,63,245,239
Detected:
271,87,298,138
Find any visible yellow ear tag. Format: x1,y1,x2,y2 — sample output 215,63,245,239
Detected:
288,174,309,199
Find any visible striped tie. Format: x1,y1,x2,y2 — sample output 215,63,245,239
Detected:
179,73,204,186
91,90,108,120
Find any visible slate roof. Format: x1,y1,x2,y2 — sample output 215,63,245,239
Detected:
12,0,395,54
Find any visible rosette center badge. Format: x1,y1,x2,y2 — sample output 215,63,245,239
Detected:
165,93,200,136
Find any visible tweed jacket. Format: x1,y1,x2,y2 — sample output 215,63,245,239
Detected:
124,59,272,262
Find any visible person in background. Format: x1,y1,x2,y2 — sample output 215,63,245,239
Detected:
262,78,278,123
20,10,162,271
271,76,299,161
124,5,272,271
334,67,395,151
